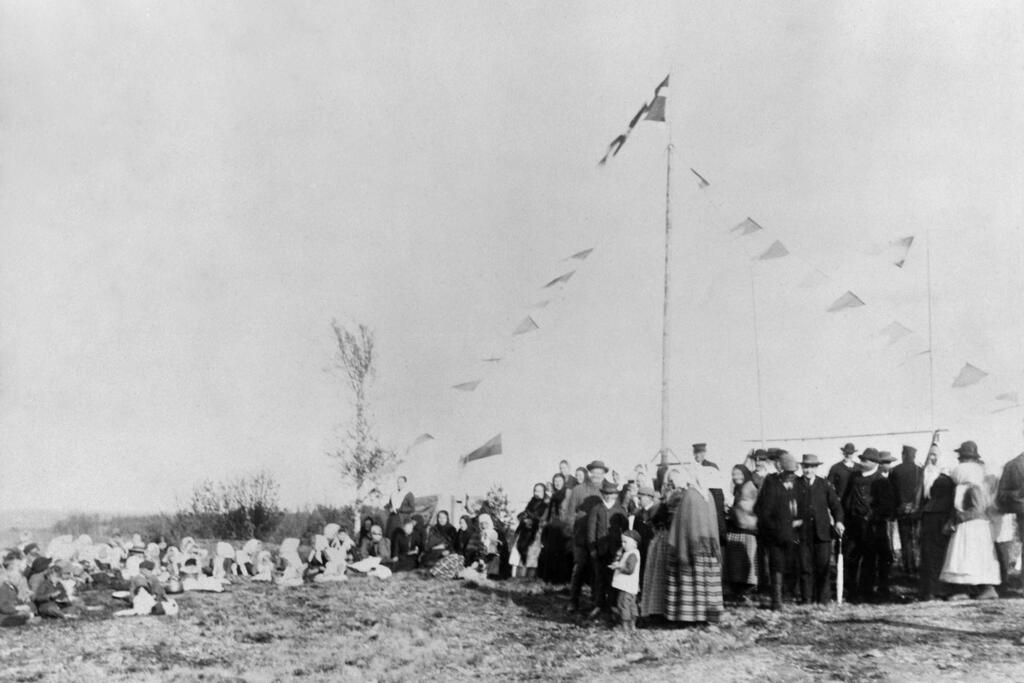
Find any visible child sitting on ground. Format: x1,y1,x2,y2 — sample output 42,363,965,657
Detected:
0,553,35,626
609,530,641,632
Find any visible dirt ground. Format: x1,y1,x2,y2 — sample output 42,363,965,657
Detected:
3,574,1024,682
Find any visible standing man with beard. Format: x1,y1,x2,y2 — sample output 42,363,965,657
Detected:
563,460,607,614
796,454,845,603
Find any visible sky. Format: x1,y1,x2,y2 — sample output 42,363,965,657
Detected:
1,2,1022,514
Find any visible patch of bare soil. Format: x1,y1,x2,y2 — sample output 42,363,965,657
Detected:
3,576,1024,681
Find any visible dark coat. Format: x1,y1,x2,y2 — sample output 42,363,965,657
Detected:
587,502,629,558
997,452,1024,515
563,480,603,547
889,460,924,513
796,475,844,542
843,469,896,521
754,474,801,545
827,461,856,501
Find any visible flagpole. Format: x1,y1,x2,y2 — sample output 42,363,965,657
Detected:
749,262,767,447
925,228,936,428
659,100,673,466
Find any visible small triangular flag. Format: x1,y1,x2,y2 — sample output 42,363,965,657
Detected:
731,218,764,236
512,316,540,336
880,321,913,345
453,380,482,392
756,240,790,260
409,433,435,450
690,168,710,189
827,291,866,313
482,357,502,364
529,300,550,309
461,434,503,465
543,271,575,288
890,236,915,268
996,392,1019,402
952,363,987,388
567,248,594,261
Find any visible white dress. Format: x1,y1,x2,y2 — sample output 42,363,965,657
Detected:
940,484,1000,586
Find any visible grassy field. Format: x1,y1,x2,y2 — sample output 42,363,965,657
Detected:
3,574,1024,682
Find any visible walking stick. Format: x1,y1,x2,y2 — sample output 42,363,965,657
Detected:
836,533,844,606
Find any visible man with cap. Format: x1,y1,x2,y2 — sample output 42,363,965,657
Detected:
878,451,897,476
586,479,629,619
562,459,607,613
828,443,858,502
888,445,924,575
754,451,803,610
795,454,845,603
841,447,897,601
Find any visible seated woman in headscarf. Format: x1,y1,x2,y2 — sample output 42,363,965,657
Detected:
305,535,330,581
1,553,35,626
392,519,421,572
510,483,548,579
665,464,724,624
475,513,502,579
421,511,458,569
455,515,474,560
32,561,72,619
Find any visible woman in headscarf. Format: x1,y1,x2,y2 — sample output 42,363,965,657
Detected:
537,473,573,584
939,442,1000,598
421,510,458,569
511,483,548,578
725,464,758,602
640,467,685,620
476,513,502,578
665,464,724,624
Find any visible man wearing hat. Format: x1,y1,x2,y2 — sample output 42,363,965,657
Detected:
750,450,770,488
562,460,607,613
754,452,803,610
841,447,897,601
889,445,923,575
828,443,858,502
586,479,629,619
796,454,845,603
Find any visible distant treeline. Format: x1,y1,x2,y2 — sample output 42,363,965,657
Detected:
48,471,385,544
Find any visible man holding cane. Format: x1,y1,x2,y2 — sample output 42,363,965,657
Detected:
796,454,845,604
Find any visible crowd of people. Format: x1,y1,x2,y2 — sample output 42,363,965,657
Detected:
4,434,1023,631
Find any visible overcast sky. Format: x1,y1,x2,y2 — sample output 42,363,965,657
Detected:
2,2,1022,513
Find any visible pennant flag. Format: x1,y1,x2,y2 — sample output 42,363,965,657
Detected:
996,392,1019,402
731,217,764,236
529,300,550,309
827,291,866,313
991,403,1020,414
798,269,829,289
512,316,540,336
898,348,931,368
598,74,669,165
566,248,594,261
453,380,481,392
880,321,913,345
756,240,790,260
409,433,434,450
543,271,575,288
952,363,988,388
889,236,915,268
690,168,710,189
482,357,502,363
461,434,502,466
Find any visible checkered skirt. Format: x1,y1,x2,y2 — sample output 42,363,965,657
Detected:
665,553,724,623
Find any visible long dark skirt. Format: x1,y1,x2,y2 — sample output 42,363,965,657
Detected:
665,553,724,623
640,529,669,617
537,526,573,584
920,511,951,596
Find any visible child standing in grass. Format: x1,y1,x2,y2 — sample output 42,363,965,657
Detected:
610,530,641,631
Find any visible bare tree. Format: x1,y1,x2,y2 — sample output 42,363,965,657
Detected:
328,320,398,531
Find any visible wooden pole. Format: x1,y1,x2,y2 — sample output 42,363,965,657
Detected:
660,140,673,465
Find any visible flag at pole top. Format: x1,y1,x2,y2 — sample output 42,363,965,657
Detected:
598,74,670,165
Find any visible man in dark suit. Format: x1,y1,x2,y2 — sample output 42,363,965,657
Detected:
888,445,923,575
828,443,858,501
587,480,629,618
796,454,845,604
842,448,897,601
754,451,801,610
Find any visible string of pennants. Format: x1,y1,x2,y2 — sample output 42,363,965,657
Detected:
687,168,1018,414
